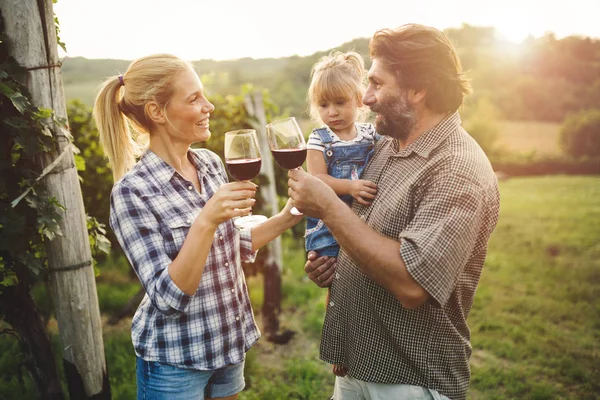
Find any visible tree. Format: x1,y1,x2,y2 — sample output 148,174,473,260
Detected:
1,1,110,398
463,97,500,156
68,100,115,250
560,109,600,158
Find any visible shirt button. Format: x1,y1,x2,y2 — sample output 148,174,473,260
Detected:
225,262,229,267
188,185,193,190
336,273,340,279
219,236,223,241
236,317,240,321
231,289,235,293
186,218,192,224
329,301,335,307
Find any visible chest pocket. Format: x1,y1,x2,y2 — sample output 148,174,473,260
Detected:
327,143,374,180
161,211,198,259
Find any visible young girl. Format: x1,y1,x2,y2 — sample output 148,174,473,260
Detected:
304,51,379,377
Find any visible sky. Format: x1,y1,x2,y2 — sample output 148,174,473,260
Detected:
53,0,600,61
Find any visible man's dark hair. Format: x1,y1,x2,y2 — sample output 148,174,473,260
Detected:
369,24,472,113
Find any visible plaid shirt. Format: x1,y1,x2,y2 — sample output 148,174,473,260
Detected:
320,112,500,400
109,148,260,370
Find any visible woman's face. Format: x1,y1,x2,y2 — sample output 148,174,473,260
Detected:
164,68,215,143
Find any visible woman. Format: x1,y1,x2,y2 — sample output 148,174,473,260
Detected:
93,54,302,400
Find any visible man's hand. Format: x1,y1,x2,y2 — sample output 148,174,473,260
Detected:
304,251,336,288
288,168,339,219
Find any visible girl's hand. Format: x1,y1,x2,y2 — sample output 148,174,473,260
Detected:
350,179,377,206
197,181,257,228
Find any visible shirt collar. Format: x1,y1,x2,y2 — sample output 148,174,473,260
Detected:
391,112,462,158
140,148,217,188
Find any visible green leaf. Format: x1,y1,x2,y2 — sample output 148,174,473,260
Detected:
0,272,19,287
0,84,30,114
74,154,86,171
10,151,20,165
41,125,53,137
25,253,44,276
96,235,111,255
34,108,53,120
54,116,68,129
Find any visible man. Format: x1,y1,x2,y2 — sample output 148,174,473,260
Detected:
288,24,500,400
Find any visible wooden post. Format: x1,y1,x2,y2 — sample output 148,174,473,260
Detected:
244,92,283,338
1,1,110,398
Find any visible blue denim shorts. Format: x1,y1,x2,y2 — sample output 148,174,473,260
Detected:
136,356,245,400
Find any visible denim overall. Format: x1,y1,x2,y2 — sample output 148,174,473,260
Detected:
305,127,376,257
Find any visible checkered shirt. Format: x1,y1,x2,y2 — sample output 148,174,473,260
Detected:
109,148,260,370
320,112,500,400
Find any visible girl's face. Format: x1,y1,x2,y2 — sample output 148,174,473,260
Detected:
164,68,215,143
316,95,361,135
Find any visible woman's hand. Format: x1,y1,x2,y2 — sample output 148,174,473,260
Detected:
350,179,377,206
280,197,305,226
197,181,257,229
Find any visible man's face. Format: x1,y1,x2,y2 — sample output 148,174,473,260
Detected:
363,59,417,141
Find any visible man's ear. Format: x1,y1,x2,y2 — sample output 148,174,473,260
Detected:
145,101,166,125
408,88,427,106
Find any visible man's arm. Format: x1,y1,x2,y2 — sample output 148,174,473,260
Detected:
321,200,429,308
289,169,428,308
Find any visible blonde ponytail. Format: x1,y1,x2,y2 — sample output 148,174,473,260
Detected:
93,77,141,182
343,51,365,80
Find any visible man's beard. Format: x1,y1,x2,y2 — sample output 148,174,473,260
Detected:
370,91,417,141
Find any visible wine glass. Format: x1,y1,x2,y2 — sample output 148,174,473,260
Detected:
224,129,268,229
266,117,307,216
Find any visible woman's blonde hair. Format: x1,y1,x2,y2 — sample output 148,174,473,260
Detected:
307,51,367,124
92,54,194,181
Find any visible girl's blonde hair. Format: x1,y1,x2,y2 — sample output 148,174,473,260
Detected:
92,54,194,181
307,51,367,124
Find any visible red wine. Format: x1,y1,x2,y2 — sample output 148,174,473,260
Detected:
226,158,262,181
271,148,307,169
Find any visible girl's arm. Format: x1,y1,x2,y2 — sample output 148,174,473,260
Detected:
306,149,377,206
307,149,353,195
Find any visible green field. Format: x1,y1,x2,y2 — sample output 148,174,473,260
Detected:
1,176,598,399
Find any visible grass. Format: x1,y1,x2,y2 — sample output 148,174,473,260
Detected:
468,176,600,399
1,176,598,399
496,120,562,156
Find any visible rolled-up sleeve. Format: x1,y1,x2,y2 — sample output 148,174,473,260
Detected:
399,172,486,308
238,228,257,263
110,183,192,316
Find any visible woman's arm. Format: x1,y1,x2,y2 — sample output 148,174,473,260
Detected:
168,182,257,295
250,198,303,251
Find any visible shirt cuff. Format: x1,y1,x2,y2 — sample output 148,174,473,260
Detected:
154,265,193,316
306,143,325,152
400,238,446,308
239,228,258,263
